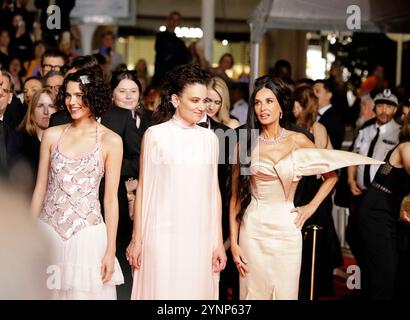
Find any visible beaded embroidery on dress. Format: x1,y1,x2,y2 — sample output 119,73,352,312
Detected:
39,124,104,240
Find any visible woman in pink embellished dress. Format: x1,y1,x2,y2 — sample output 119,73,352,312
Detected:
127,64,227,299
31,68,124,299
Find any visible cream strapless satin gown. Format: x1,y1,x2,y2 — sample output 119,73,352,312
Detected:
239,148,383,300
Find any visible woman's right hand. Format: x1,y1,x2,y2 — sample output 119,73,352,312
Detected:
126,240,142,269
231,244,248,277
348,180,362,196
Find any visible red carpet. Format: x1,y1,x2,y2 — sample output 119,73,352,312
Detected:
318,249,357,300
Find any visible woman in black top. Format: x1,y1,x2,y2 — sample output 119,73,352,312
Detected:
357,114,410,299
17,87,57,189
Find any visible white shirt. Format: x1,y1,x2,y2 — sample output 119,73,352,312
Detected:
231,99,248,126
353,119,401,190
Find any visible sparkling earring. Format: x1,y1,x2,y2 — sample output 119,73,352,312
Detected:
171,101,177,108
279,112,283,119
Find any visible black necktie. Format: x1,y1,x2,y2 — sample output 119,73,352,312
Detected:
363,127,380,188
197,121,208,128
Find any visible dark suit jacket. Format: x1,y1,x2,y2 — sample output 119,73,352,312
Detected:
152,30,191,86
318,106,345,150
15,132,40,176
4,95,26,130
207,117,235,241
0,118,21,178
138,108,154,137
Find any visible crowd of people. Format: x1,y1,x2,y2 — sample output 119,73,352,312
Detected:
0,5,410,301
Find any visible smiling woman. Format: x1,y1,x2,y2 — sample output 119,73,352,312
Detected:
30,67,125,300
229,76,383,300
206,77,240,129
128,64,227,299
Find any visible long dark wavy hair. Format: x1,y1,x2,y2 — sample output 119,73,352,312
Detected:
152,64,211,125
235,76,293,223
55,66,112,118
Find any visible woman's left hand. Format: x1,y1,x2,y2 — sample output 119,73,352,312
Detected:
101,253,115,283
291,203,317,229
212,243,227,273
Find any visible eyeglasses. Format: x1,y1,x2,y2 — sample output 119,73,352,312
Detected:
0,87,11,95
45,84,61,91
42,64,62,71
204,98,222,106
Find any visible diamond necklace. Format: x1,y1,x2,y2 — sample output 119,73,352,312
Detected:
258,128,285,145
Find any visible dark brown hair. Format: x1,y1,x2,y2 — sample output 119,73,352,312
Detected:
292,85,318,131
55,67,111,118
235,76,293,223
153,64,211,125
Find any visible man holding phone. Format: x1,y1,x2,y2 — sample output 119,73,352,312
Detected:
98,30,123,71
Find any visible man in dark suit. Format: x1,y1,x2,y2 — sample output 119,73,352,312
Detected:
4,95,26,130
49,105,140,300
313,79,345,150
0,70,21,178
152,11,191,87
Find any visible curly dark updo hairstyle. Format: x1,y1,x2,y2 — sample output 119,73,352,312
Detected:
153,64,211,125
55,66,112,118
235,76,294,223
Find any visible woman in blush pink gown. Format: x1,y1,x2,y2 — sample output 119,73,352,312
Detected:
229,76,383,300
127,65,227,300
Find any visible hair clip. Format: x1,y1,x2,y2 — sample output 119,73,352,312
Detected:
79,75,90,85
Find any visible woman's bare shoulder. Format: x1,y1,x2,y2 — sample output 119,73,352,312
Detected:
312,121,328,135
312,121,327,133
312,122,331,149
287,130,314,148
399,141,410,153
43,124,68,143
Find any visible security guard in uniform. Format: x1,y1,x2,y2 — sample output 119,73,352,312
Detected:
346,89,400,297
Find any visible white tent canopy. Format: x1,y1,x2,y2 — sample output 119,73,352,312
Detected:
249,0,410,85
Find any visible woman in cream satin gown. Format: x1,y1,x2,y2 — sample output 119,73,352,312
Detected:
229,76,382,300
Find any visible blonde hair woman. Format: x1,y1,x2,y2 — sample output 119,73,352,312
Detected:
18,88,57,137
17,88,57,187
207,77,240,129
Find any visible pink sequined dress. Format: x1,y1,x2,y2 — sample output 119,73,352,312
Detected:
38,124,124,299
